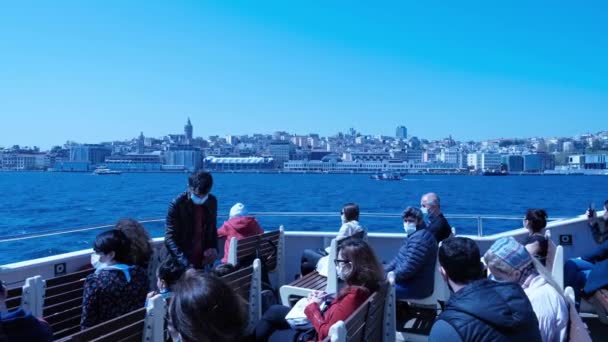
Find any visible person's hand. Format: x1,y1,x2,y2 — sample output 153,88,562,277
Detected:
308,291,326,305
146,291,157,300
203,248,218,265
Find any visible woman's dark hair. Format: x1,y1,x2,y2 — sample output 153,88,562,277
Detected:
93,230,131,264
525,209,548,233
438,237,483,284
169,273,246,342
188,171,213,195
157,257,186,290
115,218,153,267
338,240,383,292
342,203,360,222
211,263,236,278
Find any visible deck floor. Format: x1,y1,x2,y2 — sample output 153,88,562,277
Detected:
583,315,607,341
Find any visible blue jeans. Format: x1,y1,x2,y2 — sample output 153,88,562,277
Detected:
564,258,594,307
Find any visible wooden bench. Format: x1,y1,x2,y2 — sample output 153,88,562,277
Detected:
3,275,45,316
324,273,395,342
221,258,262,334
42,268,94,339
280,231,365,306
545,229,564,289
227,227,284,286
56,307,147,342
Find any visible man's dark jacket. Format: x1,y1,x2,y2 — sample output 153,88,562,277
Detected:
427,213,452,242
432,278,542,342
165,192,218,267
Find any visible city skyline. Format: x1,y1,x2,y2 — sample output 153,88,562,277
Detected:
1,1,607,149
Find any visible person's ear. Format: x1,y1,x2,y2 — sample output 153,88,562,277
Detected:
439,266,449,282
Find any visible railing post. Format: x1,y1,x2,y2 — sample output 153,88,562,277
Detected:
477,216,483,237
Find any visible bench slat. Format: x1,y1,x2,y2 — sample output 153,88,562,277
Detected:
43,297,82,317
46,269,94,288
46,278,87,297
44,288,84,307
45,306,82,325
222,266,253,284
70,308,146,342
49,314,81,334
89,320,145,342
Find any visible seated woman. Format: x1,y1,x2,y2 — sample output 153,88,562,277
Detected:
218,203,264,264
586,200,608,244
81,230,149,329
145,256,186,306
564,238,608,309
522,209,549,266
114,218,153,269
385,207,437,300
256,239,383,342
485,237,568,342
168,271,247,342
300,203,366,276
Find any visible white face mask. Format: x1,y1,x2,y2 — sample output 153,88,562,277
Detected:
403,222,417,236
91,253,107,270
191,193,208,205
420,207,429,216
336,263,348,280
340,214,347,224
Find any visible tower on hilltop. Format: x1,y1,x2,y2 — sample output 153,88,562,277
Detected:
137,132,145,154
185,118,193,145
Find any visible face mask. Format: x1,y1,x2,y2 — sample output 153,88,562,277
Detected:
91,253,107,270
191,193,208,205
340,214,347,224
421,207,429,216
403,222,417,236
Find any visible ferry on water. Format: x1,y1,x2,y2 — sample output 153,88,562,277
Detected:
0,212,606,341
92,167,122,175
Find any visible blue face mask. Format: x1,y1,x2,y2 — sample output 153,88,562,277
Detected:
191,193,208,205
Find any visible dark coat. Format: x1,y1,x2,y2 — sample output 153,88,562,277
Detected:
433,279,542,342
427,213,452,242
165,192,218,268
385,228,437,298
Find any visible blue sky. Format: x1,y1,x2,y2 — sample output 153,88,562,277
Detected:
1,1,607,150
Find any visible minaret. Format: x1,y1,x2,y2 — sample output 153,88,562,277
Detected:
137,132,145,154
185,118,193,145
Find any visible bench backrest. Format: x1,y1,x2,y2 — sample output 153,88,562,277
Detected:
545,229,565,290
43,268,94,339
57,307,147,342
222,258,262,334
228,227,285,286
325,279,393,342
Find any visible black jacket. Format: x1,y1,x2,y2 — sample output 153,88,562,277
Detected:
432,278,542,342
384,228,437,298
165,192,218,268
427,213,452,242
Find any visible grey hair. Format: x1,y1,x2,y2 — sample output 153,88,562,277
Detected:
424,192,440,207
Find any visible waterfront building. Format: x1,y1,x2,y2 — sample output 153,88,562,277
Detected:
283,159,459,173
0,152,48,170
396,125,407,140
468,152,502,171
567,154,608,170
523,153,555,172
105,153,162,171
69,144,111,164
501,155,524,172
344,152,391,162
269,141,293,167
203,156,274,171
165,146,203,172
405,149,423,163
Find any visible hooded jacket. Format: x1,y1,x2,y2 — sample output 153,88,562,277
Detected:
430,278,542,342
217,216,264,263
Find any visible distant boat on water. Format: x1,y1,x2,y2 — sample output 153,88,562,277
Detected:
93,167,122,175
482,169,509,176
370,172,402,181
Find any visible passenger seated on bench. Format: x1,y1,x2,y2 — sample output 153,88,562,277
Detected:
429,237,542,342
300,203,366,276
145,257,186,306
564,237,608,309
212,263,236,277
385,207,437,299
114,218,153,269
522,209,549,266
485,237,568,342
168,272,246,342
81,230,148,329
218,202,264,264
0,279,53,341
256,240,383,342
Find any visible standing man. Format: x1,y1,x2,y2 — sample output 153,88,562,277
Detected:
165,171,218,269
420,192,452,242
